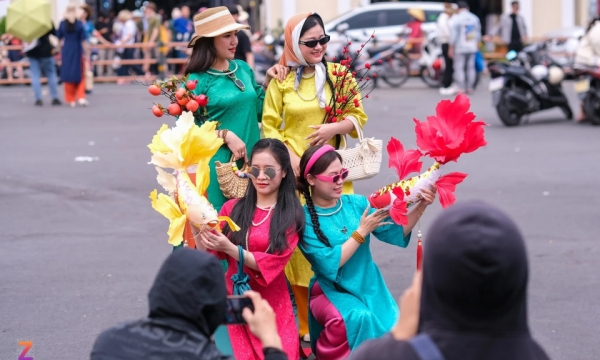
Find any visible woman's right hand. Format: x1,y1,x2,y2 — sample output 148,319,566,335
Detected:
357,206,392,237
266,64,289,83
224,131,248,161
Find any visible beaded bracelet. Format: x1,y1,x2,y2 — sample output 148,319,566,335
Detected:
232,163,251,178
221,129,229,142
351,231,365,244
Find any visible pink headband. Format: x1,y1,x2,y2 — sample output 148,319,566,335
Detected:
304,145,335,178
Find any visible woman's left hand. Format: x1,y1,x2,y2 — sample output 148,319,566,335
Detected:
419,186,437,207
198,229,235,253
266,64,289,83
305,123,340,147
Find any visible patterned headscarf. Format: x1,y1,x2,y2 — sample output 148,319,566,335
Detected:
279,13,327,108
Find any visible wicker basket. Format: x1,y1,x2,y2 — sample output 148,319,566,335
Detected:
215,156,249,199
336,117,382,182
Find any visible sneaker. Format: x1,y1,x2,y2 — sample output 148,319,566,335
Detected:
52,99,62,106
34,99,43,106
70,101,76,108
302,334,310,342
78,99,89,107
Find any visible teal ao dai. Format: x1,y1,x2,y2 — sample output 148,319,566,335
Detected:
300,194,411,352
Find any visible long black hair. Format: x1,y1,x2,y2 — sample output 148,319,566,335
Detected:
184,37,217,75
586,17,600,35
296,145,342,247
300,15,338,135
222,139,304,253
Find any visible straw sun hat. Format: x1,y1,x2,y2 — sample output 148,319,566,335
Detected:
407,8,425,22
187,6,250,48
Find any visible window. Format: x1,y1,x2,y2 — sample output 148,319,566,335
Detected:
383,9,410,26
382,9,443,27
345,11,385,30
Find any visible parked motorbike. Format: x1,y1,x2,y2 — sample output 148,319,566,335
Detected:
573,65,600,125
487,42,572,126
361,40,411,88
335,24,410,89
418,29,444,87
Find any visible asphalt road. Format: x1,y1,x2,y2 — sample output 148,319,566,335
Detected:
1,78,598,360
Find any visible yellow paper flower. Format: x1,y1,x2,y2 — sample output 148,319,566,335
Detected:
148,124,171,154
160,112,196,162
149,189,186,246
155,166,176,195
180,120,222,170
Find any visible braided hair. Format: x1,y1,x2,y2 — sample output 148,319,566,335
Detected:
296,145,343,247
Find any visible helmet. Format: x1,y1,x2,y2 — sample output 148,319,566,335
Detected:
530,65,549,81
506,50,518,61
548,66,565,85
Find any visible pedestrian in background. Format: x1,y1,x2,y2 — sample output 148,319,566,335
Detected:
486,1,527,53
437,3,456,95
406,8,425,54
142,2,161,80
79,4,112,92
115,9,144,85
449,1,481,95
574,16,600,122
57,4,89,107
22,28,61,106
95,12,115,77
228,5,254,69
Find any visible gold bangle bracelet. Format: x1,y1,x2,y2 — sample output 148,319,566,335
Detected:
351,231,365,244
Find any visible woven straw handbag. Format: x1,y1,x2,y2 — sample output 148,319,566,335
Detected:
214,155,249,199
336,117,382,182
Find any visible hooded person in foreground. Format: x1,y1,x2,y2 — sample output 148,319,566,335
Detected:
90,249,287,360
349,201,551,360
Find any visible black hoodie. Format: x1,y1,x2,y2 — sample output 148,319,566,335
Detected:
90,249,287,360
350,201,551,360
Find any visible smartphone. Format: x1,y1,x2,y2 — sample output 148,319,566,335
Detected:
223,295,254,325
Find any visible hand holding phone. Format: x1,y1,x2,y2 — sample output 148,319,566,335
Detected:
223,295,254,325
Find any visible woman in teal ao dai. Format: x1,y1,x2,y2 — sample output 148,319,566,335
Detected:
296,145,436,359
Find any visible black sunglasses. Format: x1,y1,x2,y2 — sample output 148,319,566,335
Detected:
249,166,281,180
224,72,245,92
299,35,330,48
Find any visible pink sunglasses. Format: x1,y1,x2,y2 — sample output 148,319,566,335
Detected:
314,168,349,183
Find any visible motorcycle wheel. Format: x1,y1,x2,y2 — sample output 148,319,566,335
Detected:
496,95,522,127
420,66,442,88
381,55,410,88
583,94,600,125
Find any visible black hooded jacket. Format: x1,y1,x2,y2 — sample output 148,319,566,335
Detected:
350,201,551,360
90,249,287,360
